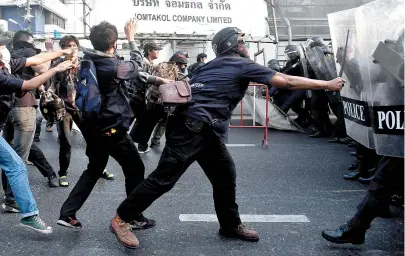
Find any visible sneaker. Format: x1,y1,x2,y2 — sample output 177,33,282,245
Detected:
57,216,82,229
137,143,150,154
150,140,160,148
20,215,52,234
48,174,59,187
33,137,40,142
59,176,69,187
101,169,115,180
110,214,139,249
130,214,156,229
2,200,20,213
46,127,52,132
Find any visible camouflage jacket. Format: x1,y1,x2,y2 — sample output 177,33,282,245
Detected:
146,62,189,104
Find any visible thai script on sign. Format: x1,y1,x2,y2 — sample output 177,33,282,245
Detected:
133,0,232,10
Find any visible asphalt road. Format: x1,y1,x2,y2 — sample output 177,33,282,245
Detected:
0,124,403,256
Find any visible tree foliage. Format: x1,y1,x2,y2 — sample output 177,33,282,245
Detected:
0,29,14,39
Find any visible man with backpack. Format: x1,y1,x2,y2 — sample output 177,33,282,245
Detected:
110,27,344,249
57,19,171,230
0,37,74,233
48,35,114,187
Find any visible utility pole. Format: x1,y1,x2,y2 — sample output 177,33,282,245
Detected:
24,0,32,31
82,0,87,37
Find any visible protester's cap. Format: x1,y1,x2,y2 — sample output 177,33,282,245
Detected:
143,41,163,51
0,38,12,46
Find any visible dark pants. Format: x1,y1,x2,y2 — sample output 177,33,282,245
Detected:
329,101,347,138
2,142,56,200
117,114,241,230
59,129,145,219
34,108,42,140
130,102,166,147
58,112,73,177
279,90,312,123
356,143,379,175
355,156,404,225
310,90,332,133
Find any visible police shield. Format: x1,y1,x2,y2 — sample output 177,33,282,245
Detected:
306,46,337,81
355,0,404,157
328,7,374,150
328,0,404,157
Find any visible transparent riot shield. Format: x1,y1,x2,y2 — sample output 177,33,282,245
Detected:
355,0,404,157
328,7,375,150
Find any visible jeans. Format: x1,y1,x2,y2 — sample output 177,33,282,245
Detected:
0,137,38,218
2,142,56,201
58,112,73,176
34,107,42,140
117,114,242,230
59,129,145,219
3,107,36,162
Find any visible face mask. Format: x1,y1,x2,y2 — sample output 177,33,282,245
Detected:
0,47,11,72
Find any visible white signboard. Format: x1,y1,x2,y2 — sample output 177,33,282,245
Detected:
92,0,269,36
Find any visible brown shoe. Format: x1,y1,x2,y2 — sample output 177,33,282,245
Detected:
110,215,140,249
46,127,52,132
219,224,259,242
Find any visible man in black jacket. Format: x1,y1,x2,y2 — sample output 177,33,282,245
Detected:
57,19,170,230
187,53,207,78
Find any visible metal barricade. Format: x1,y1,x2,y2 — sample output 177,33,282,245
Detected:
229,84,269,148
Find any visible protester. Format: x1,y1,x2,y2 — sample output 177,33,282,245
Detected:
110,26,344,249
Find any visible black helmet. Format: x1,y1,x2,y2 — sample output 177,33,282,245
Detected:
39,91,66,123
212,27,244,56
309,37,325,48
284,45,300,61
169,51,189,64
267,59,281,72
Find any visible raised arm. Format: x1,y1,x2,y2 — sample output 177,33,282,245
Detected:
22,60,73,91
25,48,74,67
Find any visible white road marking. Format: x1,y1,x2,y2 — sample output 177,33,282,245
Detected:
179,214,310,223
226,144,256,147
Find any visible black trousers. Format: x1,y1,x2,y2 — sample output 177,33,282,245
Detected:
58,112,73,177
329,101,347,138
310,90,332,132
279,90,312,122
59,130,145,219
117,114,241,230
355,156,404,225
2,142,56,200
130,102,167,147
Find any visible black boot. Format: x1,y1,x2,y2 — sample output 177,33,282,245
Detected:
321,220,368,245
348,160,359,171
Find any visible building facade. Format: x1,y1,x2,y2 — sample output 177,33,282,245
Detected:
0,0,86,39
